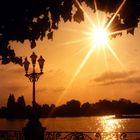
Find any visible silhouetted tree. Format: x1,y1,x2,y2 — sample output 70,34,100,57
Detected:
94,99,113,115
48,104,56,117
81,102,93,116
40,104,50,117
0,0,139,64
53,104,67,117
65,100,81,116
17,96,26,108
6,94,16,118
0,107,7,118
16,96,26,118
7,94,16,108
1,95,140,118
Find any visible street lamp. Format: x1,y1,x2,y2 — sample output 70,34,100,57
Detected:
23,52,45,108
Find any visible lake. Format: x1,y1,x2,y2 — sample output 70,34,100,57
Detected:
1,116,140,139
0,116,140,132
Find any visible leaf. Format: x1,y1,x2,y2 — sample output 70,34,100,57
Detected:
73,9,84,23
31,40,36,48
47,31,53,40
127,28,134,35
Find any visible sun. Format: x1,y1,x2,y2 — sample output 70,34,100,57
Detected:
55,0,126,105
92,27,108,46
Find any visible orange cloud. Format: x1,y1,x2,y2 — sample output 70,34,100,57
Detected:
94,70,137,82
92,70,140,86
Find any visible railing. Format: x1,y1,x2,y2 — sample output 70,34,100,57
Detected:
0,130,140,140
0,130,23,140
45,132,140,140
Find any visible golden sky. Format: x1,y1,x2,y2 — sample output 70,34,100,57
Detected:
0,5,140,106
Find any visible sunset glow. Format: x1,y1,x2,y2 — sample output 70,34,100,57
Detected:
49,0,130,106
92,27,108,46
0,0,140,107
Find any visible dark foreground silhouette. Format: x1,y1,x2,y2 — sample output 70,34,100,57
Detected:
0,0,139,65
0,94,140,119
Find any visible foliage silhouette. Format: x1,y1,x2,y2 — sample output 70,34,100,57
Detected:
0,0,139,64
0,94,140,119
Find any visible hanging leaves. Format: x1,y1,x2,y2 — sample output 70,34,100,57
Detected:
0,0,139,64
73,9,84,23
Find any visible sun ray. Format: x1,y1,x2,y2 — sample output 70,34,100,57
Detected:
102,12,107,28
74,0,96,28
74,43,91,56
108,26,133,37
105,43,125,69
55,44,96,106
105,0,126,30
94,0,100,26
48,0,129,115
102,47,109,71
62,28,83,33
68,44,96,86
60,37,92,46
108,30,124,36
82,31,95,35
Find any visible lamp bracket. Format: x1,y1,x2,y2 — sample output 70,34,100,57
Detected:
25,72,43,82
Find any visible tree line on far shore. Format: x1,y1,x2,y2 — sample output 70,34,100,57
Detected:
0,94,140,119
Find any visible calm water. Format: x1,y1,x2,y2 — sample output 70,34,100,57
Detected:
0,116,140,132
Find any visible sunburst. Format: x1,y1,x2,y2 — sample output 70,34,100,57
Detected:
92,27,108,46
55,0,126,106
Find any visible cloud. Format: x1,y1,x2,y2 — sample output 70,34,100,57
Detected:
0,64,24,74
36,88,48,93
46,69,66,80
36,87,65,94
0,84,28,93
92,70,140,86
94,70,137,82
52,87,65,93
8,68,24,73
99,77,140,86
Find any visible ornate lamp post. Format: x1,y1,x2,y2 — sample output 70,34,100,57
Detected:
23,52,46,140
23,52,45,108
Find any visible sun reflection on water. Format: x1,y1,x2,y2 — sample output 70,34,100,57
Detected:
97,116,125,140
